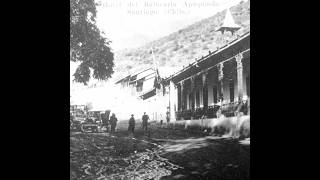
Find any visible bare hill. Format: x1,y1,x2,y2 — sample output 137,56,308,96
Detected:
113,0,250,80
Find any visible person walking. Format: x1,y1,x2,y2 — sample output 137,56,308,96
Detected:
142,112,149,131
109,113,118,133
128,114,135,134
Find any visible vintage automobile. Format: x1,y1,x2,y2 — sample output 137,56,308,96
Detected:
80,117,99,133
87,111,103,123
80,111,103,133
70,109,87,131
78,110,112,133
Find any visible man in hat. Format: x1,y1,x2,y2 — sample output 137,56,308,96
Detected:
166,111,170,123
128,114,135,134
101,111,110,132
109,113,118,133
141,112,149,131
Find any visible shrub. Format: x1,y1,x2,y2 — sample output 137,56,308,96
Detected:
125,52,133,56
212,118,235,136
172,45,180,51
182,48,189,53
173,123,185,130
186,124,201,132
202,45,209,50
239,119,250,139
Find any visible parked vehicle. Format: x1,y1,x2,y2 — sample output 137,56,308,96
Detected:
80,110,104,133
87,111,103,123
70,105,87,132
81,117,99,133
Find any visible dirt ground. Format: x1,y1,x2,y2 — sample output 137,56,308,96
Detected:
70,123,250,180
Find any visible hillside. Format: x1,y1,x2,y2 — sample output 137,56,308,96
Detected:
113,0,250,80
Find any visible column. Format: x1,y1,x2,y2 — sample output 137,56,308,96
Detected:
190,77,194,90
181,81,184,110
235,52,244,101
169,80,177,122
202,71,208,108
202,72,207,88
190,77,195,110
218,62,224,104
177,84,181,111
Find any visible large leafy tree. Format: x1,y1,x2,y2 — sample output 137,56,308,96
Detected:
70,0,114,85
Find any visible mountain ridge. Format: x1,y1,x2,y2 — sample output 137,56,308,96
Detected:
113,0,250,80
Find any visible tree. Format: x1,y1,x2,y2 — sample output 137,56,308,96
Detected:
70,0,114,85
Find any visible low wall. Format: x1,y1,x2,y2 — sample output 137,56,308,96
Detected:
172,115,248,127
114,115,250,138
170,115,250,137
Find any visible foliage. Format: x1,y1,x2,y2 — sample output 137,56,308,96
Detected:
70,0,114,85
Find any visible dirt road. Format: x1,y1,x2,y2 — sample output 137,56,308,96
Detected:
70,125,250,180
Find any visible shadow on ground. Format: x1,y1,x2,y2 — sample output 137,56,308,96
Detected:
157,137,250,180
114,126,250,180
70,125,250,180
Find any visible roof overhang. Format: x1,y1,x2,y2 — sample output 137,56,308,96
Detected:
166,32,250,84
115,68,155,84
115,75,130,84
139,88,156,100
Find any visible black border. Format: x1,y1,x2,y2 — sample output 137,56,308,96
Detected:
250,0,314,179
4,1,70,179
3,0,313,179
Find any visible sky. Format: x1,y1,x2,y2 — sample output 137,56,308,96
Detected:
70,0,245,109
72,0,244,82
96,0,244,51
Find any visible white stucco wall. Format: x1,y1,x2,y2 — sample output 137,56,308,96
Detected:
142,77,155,93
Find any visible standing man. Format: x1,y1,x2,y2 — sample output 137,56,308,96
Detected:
166,111,170,124
142,112,149,131
128,114,135,134
101,111,110,132
109,113,118,133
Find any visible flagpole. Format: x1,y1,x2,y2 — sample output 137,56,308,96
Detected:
150,47,158,122
151,47,157,70
151,46,160,85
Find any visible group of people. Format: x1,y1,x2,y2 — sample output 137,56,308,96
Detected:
101,111,164,135
101,111,118,133
127,112,150,134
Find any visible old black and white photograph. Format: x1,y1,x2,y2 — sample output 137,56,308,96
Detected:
70,0,250,179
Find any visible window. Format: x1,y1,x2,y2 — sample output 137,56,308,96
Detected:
213,86,217,103
203,86,208,107
229,80,234,102
196,90,200,107
189,93,194,110
136,80,143,92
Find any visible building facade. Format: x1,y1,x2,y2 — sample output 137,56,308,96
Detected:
165,32,250,122
115,68,169,121
115,68,157,97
